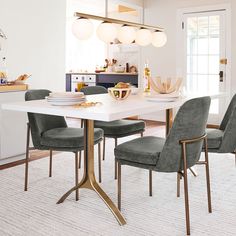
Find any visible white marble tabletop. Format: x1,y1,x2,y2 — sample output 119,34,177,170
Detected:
1,93,225,122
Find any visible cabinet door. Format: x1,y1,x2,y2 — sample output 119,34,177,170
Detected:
0,91,27,159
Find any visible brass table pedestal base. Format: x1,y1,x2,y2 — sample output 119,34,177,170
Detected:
57,119,126,226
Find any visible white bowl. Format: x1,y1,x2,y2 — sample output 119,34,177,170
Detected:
150,77,182,94
114,66,125,73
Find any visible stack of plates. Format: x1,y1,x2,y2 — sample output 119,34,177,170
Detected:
46,92,85,106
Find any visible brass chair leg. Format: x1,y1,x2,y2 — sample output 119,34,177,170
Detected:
103,137,106,161
79,119,83,170
49,149,53,177
114,138,118,180
204,138,212,213
182,142,191,235
118,162,121,211
177,172,181,198
149,170,152,196
75,152,79,201
79,151,82,169
98,142,102,183
189,167,198,177
24,123,30,191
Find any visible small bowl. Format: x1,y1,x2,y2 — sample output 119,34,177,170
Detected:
108,87,131,100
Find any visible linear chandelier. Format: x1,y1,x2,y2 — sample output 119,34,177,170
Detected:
72,12,167,47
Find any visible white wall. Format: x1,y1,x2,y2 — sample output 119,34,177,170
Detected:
0,0,66,91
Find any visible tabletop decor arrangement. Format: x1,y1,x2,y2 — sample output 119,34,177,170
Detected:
150,77,183,94
146,77,183,102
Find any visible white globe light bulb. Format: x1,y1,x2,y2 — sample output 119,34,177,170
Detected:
72,18,94,40
152,31,167,47
118,26,136,44
135,28,152,46
96,22,117,43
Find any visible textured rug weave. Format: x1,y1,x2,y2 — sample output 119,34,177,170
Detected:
0,136,236,236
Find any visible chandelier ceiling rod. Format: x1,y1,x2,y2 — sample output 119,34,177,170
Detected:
74,12,163,32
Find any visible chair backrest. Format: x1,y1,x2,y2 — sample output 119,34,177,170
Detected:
25,89,67,149
80,86,108,95
220,94,236,131
157,97,211,172
218,95,236,153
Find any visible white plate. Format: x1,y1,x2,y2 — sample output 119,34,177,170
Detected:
145,94,179,102
146,97,178,102
49,92,84,98
47,97,85,102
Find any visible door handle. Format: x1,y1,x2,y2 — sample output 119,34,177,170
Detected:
219,71,224,82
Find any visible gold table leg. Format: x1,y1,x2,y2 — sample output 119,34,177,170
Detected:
165,108,173,136
57,119,126,226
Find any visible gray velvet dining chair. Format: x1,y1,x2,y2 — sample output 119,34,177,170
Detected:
114,96,212,235
80,86,145,181
204,94,236,161
24,89,103,200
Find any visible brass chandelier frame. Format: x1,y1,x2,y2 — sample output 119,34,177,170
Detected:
74,12,164,32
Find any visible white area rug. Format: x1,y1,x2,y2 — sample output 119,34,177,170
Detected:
0,136,236,236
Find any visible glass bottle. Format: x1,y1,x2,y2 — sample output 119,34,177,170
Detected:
144,61,151,92
0,57,7,84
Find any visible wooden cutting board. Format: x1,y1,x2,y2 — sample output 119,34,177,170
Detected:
0,84,28,92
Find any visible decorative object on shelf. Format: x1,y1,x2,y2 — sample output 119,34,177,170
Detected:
14,74,31,84
150,77,183,94
152,31,167,47
114,65,125,73
104,58,117,72
0,57,7,84
72,17,94,40
144,61,151,92
129,65,138,73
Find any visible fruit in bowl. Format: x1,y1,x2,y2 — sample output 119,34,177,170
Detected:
108,82,131,100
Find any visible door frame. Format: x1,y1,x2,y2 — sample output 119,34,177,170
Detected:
176,4,231,123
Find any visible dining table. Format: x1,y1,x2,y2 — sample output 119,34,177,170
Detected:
1,92,224,226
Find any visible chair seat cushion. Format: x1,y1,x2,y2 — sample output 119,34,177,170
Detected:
115,136,165,166
206,128,224,149
94,119,145,137
41,127,103,149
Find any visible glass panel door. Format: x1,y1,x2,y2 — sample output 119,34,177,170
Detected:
184,10,227,124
